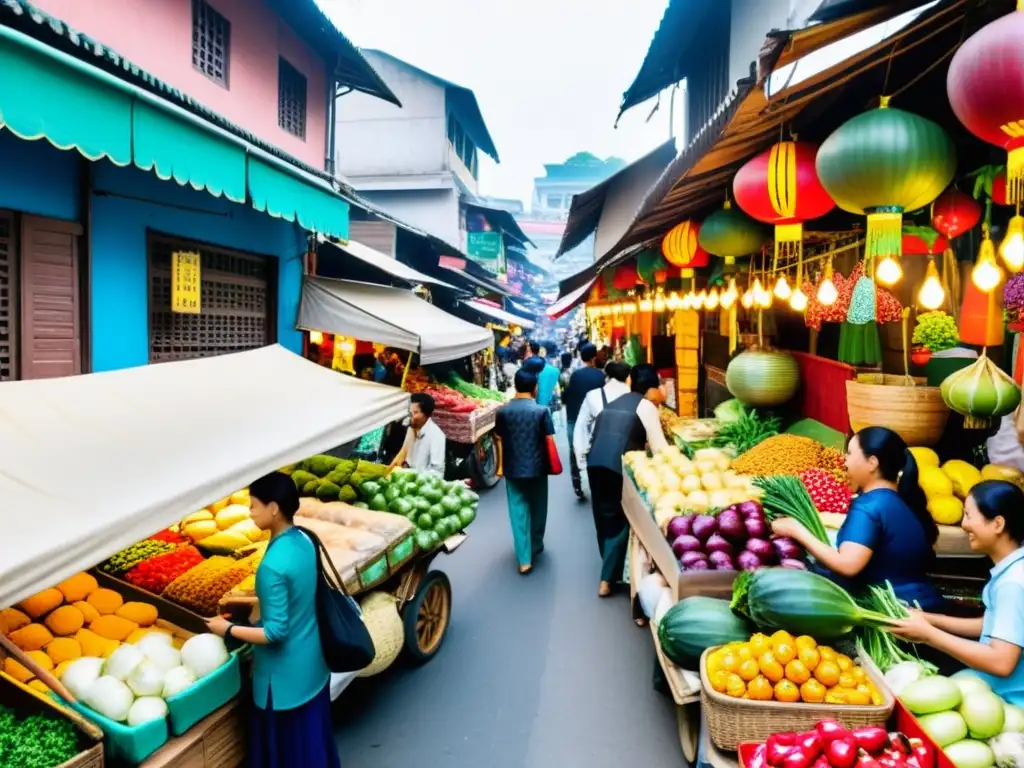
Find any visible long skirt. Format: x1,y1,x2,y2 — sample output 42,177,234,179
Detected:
587,467,628,583
505,476,549,567
249,684,340,768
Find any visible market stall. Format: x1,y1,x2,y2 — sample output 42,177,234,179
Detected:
0,345,478,766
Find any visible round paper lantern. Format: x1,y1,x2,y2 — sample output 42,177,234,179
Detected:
993,171,1011,206
612,260,640,291
733,141,835,262
902,226,949,256
932,189,982,238
697,201,770,262
725,348,801,406
947,6,1024,205
636,249,668,284
661,220,710,269
816,100,956,265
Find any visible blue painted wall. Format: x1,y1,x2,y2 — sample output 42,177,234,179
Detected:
90,162,306,372
0,131,80,221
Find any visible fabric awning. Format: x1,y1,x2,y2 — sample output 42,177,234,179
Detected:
0,345,409,609
462,298,535,330
547,279,594,319
299,277,494,364
0,22,349,239
317,236,457,289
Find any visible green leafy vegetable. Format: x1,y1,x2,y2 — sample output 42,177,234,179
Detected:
713,408,781,454
753,475,830,544
913,311,959,353
713,399,747,424
0,705,82,768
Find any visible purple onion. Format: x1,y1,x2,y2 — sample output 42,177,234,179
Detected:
716,508,745,541
691,514,718,543
745,538,775,561
744,517,769,539
666,516,693,541
679,550,709,569
705,533,735,555
772,537,803,561
708,550,735,568
686,558,711,571
736,551,763,572
738,500,763,519
780,558,807,570
671,534,702,558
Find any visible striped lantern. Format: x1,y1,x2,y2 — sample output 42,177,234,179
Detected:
661,219,710,272
733,141,835,267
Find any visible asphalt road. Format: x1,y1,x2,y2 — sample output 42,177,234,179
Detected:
333,433,682,767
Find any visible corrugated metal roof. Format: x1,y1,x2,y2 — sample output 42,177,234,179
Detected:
463,202,535,247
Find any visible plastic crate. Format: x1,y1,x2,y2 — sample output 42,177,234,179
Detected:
165,651,242,736
68,699,168,765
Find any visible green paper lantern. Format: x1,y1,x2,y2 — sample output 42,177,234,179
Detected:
698,202,770,260
636,249,667,284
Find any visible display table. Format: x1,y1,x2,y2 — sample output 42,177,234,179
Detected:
141,700,244,767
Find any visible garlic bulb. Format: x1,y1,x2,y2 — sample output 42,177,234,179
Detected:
940,354,1021,429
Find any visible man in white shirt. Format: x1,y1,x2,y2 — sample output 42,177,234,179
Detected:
389,393,447,476
573,361,631,473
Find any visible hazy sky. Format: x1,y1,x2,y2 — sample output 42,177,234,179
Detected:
317,0,674,207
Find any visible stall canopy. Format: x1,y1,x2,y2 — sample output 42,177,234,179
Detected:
0,345,409,609
462,298,535,330
317,235,458,289
299,276,494,364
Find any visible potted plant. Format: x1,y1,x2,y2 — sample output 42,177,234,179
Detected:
912,311,960,365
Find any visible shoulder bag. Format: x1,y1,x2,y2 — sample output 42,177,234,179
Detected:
542,408,563,476
298,528,376,673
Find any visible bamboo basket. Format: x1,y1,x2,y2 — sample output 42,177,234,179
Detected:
700,647,894,751
846,374,950,446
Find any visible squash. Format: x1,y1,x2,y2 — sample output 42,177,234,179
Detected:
182,510,213,524
90,615,138,642
45,637,82,665
44,605,85,636
0,608,30,635
86,588,124,615
56,573,98,603
657,597,754,669
115,602,158,627
18,588,63,619
9,623,54,652
73,601,100,624
75,628,119,658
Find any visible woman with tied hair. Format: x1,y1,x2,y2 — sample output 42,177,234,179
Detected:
893,480,1024,704
770,425,944,611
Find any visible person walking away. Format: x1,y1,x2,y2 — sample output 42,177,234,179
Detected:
585,364,669,597
388,392,446,477
563,343,607,499
573,361,631,473
534,351,561,413
205,472,338,768
495,370,555,574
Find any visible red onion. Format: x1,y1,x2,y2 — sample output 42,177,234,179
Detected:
666,516,692,541
671,534,702,558
771,537,803,561
736,550,762,571
705,533,735,555
738,500,763,519
679,550,708,569
780,558,807,570
716,508,745,541
744,517,768,539
691,514,718,543
744,538,775,561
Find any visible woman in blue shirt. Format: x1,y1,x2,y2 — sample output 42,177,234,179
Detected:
771,426,944,611
892,481,1024,705
206,472,336,768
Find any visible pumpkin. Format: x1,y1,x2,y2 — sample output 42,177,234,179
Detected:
726,348,801,407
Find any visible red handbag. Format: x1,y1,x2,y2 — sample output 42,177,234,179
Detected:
545,434,563,475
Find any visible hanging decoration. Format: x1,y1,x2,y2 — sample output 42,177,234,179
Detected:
961,243,1004,347
636,249,668,285
941,354,1021,429
919,261,946,311
612,260,640,291
947,2,1024,205
902,226,949,257
697,201,770,263
1001,212,1024,272
932,188,980,320
661,220,710,269
817,261,839,307
971,227,1003,294
816,99,956,280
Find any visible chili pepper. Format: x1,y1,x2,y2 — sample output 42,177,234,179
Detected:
768,733,799,767
783,747,818,768
796,731,823,761
887,733,911,758
817,720,854,745
827,737,859,768
747,744,769,768
852,727,890,756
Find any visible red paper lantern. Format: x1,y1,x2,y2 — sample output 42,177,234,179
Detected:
947,6,1024,204
994,171,1011,206
661,220,710,269
733,141,835,262
902,228,949,256
932,189,983,237
612,261,640,290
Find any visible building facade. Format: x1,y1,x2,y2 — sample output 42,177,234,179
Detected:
532,153,626,216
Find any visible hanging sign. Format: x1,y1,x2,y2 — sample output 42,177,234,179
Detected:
467,231,504,275
171,251,201,314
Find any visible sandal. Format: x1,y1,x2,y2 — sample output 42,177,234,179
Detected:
598,581,612,597
519,564,533,575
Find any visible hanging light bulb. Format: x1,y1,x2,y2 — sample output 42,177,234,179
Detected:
705,287,720,311
1000,213,1024,273
817,261,838,307
789,288,808,312
695,289,708,309
653,292,666,312
773,275,792,300
741,289,755,309
973,229,1003,294
666,292,681,311
681,293,693,310
722,277,739,308
624,300,638,314
639,294,654,312
918,260,946,310
876,256,903,286
309,330,324,345
612,302,624,315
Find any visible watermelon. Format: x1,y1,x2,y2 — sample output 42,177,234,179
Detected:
368,493,388,512
360,480,382,499
428,504,445,521
458,507,477,527
389,497,413,516
415,530,434,551
416,513,434,529
440,494,462,514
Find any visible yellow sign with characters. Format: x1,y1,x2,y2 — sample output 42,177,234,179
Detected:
171,251,201,314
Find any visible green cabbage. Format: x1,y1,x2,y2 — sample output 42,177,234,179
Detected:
714,399,747,424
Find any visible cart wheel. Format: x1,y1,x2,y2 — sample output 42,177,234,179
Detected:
469,434,500,489
402,570,451,664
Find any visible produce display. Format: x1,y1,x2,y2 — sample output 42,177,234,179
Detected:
0,703,81,768
755,475,832,545
800,469,853,514
733,435,846,477
124,546,205,594
712,401,783,455
746,721,931,768
913,311,960,353
706,632,884,704
909,446,1024,526
443,372,504,403
285,456,388,503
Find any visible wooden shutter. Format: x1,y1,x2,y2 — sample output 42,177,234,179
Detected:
0,212,15,381
20,216,82,379
349,221,396,257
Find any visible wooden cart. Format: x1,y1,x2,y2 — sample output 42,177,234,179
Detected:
435,404,501,490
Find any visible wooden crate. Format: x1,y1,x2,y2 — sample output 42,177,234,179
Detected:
141,701,245,768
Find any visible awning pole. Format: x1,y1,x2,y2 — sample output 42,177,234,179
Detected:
400,352,413,391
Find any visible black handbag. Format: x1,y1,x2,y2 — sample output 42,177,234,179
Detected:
298,528,376,673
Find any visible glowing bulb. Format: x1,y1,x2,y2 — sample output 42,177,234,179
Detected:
773,275,792,300
309,330,324,345
623,301,637,314
875,256,903,286
973,256,1002,293
741,289,755,309
705,287,720,310
789,288,808,312
695,289,708,309
817,278,838,307
612,303,624,315
639,296,653,312
654,293,666,312
916,260,945,310
720,288,736,309
1000,215,1024,272
666,292,680,310
681,293,693,310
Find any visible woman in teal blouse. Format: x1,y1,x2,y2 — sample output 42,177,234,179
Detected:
207,472,337,768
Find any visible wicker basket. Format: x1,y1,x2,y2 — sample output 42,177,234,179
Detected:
357,591,404,677
846,375,950,447
700,647,895,751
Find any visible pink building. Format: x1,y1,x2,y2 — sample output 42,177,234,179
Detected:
30,0,399,171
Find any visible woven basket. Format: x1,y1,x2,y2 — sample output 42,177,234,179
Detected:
357,591,404,677
846,375,950,447
700,647,894,751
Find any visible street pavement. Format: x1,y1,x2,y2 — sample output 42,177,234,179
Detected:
333,433,682,767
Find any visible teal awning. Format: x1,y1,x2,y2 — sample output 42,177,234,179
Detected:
249,158,349,240
0,28,349,236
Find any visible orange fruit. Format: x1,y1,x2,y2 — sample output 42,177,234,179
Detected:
795,635,817,652
774,642,797,665
770,630,795,648
720,652,740,674
856,683,872,695
814,660,841,687
737,645,754,663
818,646,837,663
749,633,771,654
839,673,857,689
852,667,868,683
836,654,854,671
785,659,811,685
759,651,785,683
798,646,821,671
800,679,826,703
707,650,725,676
726,673,746,698
825,690,848,704
710,670,729,693
774,679,800,703
739,659,760,682
748,675,774,701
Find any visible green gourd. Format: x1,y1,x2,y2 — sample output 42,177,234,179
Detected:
657,597,753,669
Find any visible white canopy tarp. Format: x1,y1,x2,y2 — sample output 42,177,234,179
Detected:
317,235,457,289
0,345,409,609
299,276,493,364
462,298,535,330
547,278,594,319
